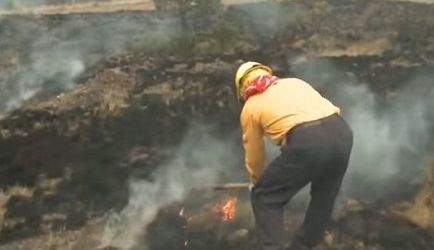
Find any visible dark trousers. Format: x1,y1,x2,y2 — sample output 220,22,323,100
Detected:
251,114,353,250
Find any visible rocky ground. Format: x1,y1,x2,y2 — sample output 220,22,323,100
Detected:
0,0,434,249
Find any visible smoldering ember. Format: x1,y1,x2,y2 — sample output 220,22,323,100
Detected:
0,0,434,249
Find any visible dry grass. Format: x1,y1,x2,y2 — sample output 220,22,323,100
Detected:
320,37,393,57
0,218,104,250
0,186,34,228
0,69,134,140
0,0,432,16
0,0,270,15
0,0,155,15
30,69,132,115
393,159,434,228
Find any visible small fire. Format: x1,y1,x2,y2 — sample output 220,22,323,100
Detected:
221,197,237,222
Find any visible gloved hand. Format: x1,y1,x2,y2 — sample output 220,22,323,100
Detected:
249,178,256,192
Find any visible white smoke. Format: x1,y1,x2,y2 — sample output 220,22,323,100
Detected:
232,0,434,203
335,80,430,201
98,123,238,250
0,0,44,11
291,58,433,201
232,1,302,42
2,54,85,111
0,9,179,113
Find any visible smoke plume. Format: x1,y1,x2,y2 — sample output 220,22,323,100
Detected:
98,123,239,249
2,1,434,247
233,0,434,205
292,58,434,202
0,9,179,113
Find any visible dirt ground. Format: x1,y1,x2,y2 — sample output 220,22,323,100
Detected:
0,0,434,249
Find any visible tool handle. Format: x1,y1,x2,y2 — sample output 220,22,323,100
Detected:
211,183,250,190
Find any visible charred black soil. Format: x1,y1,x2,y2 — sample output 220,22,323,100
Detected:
0,0,434,249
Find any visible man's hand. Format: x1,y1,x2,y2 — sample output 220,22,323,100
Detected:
249,178,256,192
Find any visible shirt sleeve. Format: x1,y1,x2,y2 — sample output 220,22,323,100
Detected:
240,107,266,183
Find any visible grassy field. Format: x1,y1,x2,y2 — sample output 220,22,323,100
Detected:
7,0,434,16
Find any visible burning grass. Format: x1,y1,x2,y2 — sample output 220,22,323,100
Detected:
221,197,237,222
168,194,254,250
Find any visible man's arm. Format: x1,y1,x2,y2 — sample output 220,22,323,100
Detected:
241,108,266,184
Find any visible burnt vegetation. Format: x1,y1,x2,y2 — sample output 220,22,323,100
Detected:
0,0,434,249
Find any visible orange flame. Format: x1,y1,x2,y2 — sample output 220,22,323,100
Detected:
221,197,237,221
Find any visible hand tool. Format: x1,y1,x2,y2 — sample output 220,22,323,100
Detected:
210,182,250,190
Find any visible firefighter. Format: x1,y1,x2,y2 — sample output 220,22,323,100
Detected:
234,61,353,250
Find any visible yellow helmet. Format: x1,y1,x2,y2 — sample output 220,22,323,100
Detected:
235,61,272,103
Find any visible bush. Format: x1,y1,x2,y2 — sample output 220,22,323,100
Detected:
152,0,221,14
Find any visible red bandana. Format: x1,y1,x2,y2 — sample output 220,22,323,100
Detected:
243,75,280,103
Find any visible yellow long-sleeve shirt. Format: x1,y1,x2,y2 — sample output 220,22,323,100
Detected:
240,78,340,182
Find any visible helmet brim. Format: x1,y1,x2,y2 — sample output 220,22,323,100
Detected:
236,65,272,103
